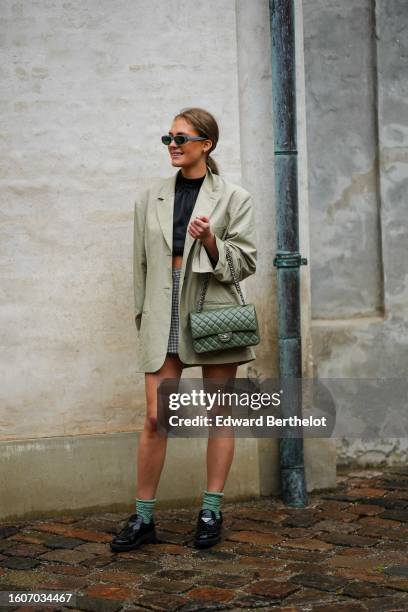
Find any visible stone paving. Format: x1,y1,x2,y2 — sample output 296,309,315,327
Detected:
0,466,408,611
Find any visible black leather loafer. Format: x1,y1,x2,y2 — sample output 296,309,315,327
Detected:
110,513,157,552
193,509,223,549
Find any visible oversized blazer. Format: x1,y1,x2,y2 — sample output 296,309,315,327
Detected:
133,165,258,373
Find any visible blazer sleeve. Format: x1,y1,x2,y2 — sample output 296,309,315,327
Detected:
192,192,257,284
133,190,148,331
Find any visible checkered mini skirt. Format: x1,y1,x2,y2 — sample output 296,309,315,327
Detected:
167,267,182,354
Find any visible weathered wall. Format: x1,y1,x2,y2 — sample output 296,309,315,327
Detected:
303,0,408,465
1,0,246,440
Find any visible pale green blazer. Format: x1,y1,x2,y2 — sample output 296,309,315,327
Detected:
133,165,258,373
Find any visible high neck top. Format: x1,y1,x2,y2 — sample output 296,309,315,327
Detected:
176,169,206,188
172,169,206,255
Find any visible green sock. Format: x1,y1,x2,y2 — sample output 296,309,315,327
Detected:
201,490,224,519
135,497,156,524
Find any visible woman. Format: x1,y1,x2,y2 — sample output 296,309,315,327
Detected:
110,107,257,552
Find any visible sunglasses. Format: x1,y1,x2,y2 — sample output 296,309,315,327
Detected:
161,134,208,146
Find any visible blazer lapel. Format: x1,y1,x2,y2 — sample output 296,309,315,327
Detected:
156,166,221,272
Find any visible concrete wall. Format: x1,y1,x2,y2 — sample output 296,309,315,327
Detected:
303,0,408,465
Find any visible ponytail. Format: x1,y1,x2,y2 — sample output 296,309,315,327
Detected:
206,153,219,175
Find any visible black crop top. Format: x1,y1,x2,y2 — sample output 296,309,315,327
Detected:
172,169,206,255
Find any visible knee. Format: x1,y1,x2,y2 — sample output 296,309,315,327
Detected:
144,412,158,433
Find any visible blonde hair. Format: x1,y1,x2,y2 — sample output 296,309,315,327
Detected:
174,107,220,175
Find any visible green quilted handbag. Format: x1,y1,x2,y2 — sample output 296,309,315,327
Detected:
189,244,260,354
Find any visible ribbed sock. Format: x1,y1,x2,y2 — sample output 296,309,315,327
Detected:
201,490,224,519
135,497,156,524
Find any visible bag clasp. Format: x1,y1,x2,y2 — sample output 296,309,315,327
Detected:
218,332,232,342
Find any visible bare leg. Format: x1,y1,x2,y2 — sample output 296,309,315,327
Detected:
202,363,238,492
136,354,184,499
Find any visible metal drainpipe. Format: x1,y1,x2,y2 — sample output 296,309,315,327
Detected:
269,0,308,507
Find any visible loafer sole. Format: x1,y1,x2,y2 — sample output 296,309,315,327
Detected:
193,531,222,549
110,529,158,552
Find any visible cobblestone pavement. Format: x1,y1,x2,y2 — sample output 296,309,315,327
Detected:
0,466,408,611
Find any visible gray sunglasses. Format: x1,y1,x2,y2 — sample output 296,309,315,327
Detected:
161,134,208,146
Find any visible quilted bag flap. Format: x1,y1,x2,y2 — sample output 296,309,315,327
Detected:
190,303,258,340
